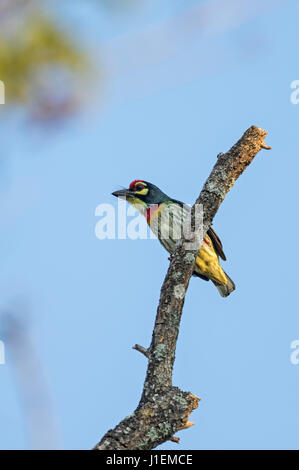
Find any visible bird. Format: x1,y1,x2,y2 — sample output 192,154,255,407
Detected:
112,180,235,297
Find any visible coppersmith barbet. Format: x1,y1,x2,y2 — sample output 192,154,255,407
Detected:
112,180,235,297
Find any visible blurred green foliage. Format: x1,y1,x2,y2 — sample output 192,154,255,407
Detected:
0,0,139,120
0,15,87,103
0,0,92,121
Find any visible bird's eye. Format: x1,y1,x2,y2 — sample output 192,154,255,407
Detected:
135,184,145,191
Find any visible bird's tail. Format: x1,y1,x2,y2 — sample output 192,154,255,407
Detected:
213,272,235,297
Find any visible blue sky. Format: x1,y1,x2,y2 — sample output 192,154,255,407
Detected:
0,0,299,450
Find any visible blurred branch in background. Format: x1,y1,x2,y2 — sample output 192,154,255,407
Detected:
98,0,142,11
0,307,60,449
103,0,286,93
0,0,288,124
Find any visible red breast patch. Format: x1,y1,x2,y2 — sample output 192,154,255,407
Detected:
146,204,160,224
204,236,211,246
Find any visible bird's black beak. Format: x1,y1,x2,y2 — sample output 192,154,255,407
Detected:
111,188,132,198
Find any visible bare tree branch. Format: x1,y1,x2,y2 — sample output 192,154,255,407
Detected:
94,126,270,450
133,344,150,358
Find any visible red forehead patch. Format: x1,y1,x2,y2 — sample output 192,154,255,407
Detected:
129,180,145,190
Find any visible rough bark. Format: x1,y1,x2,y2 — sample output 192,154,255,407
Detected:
94,126,270,450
